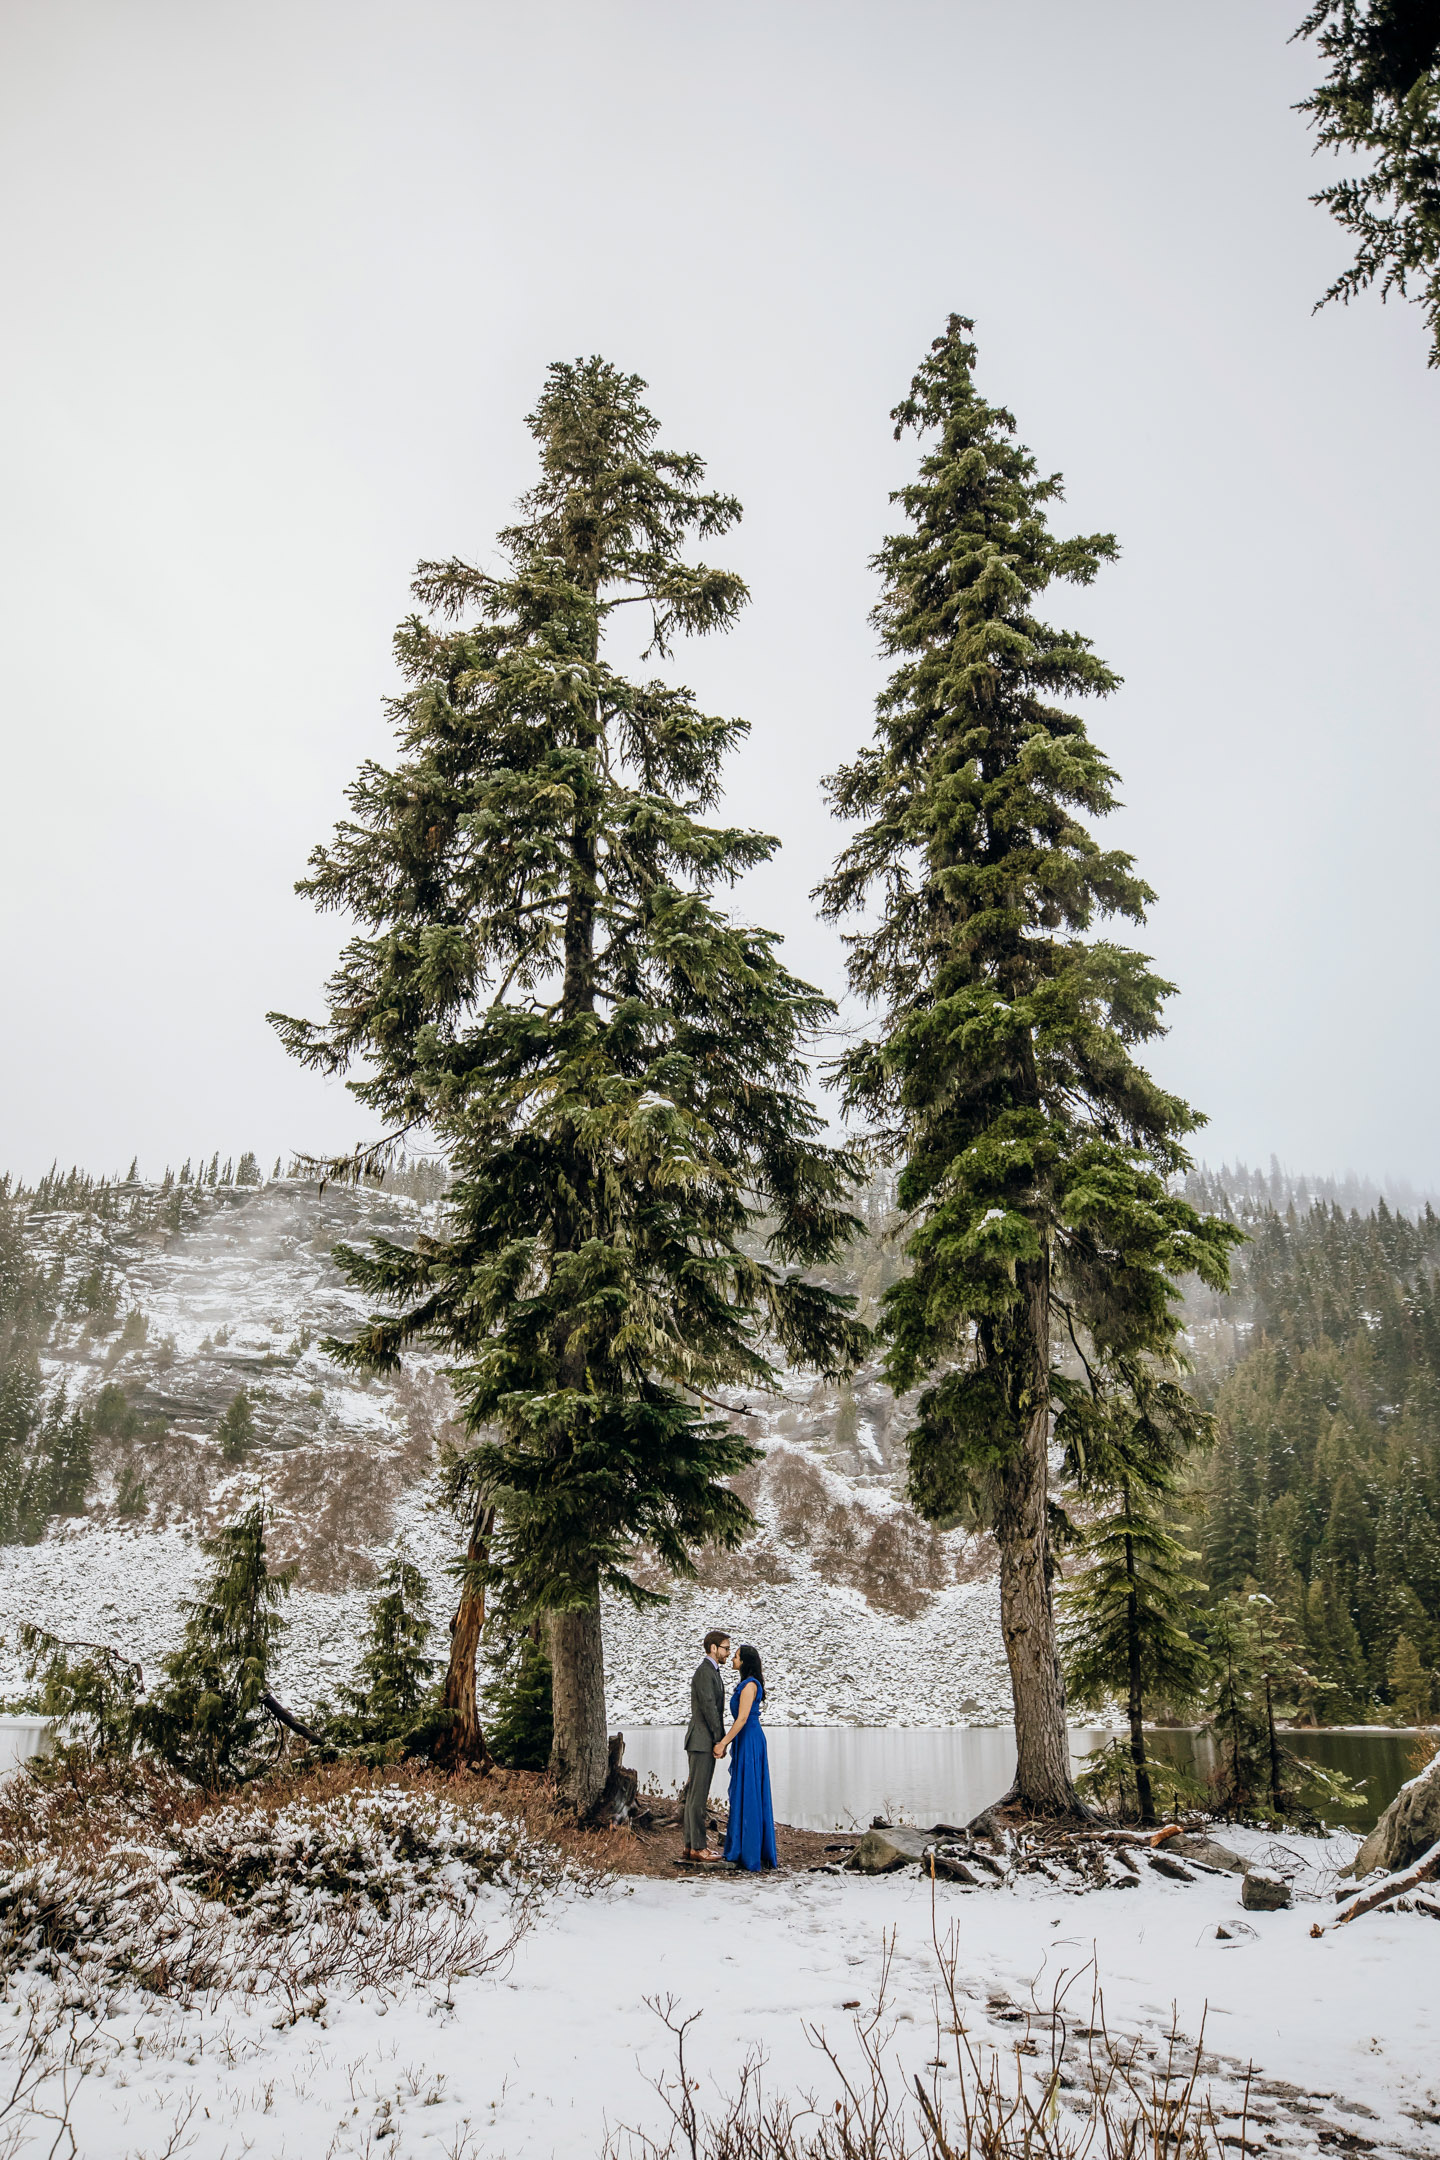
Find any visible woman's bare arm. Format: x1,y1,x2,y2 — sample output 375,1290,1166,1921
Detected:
714,1680,758,1757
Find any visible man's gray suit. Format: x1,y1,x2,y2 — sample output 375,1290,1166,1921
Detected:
682,1657,726,1852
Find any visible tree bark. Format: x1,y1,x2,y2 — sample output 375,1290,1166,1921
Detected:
1123,1515,1155,1825
548,1582,609,1812
437,1504,494,1769
995,1255,1086,1818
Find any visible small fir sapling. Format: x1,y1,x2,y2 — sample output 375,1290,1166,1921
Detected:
818,315,1239,1816
328,1557,437,1746
136,1502,294,1786
1201,1592,1364,1822
115,1465,147,1517
1059,1378,1215,1824
485,1630,555,1771
216,1387,256,1463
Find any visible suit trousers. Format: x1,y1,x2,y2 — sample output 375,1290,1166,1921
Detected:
683,1747,717,1850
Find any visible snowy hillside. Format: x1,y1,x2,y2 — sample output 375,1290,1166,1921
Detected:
0,1176,1010,1726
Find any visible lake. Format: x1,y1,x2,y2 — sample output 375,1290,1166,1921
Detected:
622,1723,1424,1832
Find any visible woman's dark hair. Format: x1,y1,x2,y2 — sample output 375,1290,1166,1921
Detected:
737,1644,764,1690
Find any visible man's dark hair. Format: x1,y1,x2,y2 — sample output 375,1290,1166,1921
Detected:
703,1629,730,1655
737,1644,764,1689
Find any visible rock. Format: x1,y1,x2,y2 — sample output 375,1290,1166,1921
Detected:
1242,1868,1292,1911
1168,1833,1245,1874
1347,1746,1440,1878
1215,1925,1233,1939
847,1825,934,1874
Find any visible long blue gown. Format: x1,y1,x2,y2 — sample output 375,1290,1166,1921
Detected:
723,1679,777,1871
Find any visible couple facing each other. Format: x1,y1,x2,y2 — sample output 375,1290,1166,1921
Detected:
681,1628,777,1872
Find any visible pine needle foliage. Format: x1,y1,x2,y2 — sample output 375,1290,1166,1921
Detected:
216,1388,255,1464
1296,1,1440,365
137,1503,293,1786
819,318,1239,1814
271,357,864,1804
485,1634,555,1771
1059,1370,1215,1821
329,1557,437,1746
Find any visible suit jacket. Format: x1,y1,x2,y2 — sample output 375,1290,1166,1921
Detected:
684,1657,726,1755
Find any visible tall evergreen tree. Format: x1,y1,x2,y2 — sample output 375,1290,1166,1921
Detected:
820,318,1238,1815
273,358,864,1809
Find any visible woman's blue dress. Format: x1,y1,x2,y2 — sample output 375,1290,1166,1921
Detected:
723,1679,777,1871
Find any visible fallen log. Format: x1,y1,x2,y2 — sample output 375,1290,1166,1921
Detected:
1320,1842,1440,1933
261,1691,327,1749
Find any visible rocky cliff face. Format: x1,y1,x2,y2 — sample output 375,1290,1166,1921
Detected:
0,1177,1009,1725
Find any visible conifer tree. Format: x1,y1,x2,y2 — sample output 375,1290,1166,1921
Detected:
1059,1383,1214,1822
1388,1632,1433,1722
1296,1,1440,366
273,357,864,1809
216,1387,256,1464
1204,1597,1272,1813
485,1631,555,1770
820,318,1239,1815
331,1556,436,1743
138,1503,293,1785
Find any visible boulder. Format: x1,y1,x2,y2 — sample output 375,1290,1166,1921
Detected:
1347,1746,1440,1879
1168,1833,1246,1874
1241,1868,1292,1911
847,1825,934,1874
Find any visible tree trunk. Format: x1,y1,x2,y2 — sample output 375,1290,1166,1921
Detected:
995,1256,1085,1818
548,1582,609,1812
1123,1516,1154,1825
437,1504,494,1769
1264,1672,1284,1813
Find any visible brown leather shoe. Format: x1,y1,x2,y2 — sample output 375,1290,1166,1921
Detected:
684,1847,723,1863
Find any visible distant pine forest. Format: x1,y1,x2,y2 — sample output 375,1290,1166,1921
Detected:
2,1154,1437,1724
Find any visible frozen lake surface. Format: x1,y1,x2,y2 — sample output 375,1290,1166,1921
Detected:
622,1722,1417,1829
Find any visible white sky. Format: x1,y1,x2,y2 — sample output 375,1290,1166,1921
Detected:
2,0,1437,1188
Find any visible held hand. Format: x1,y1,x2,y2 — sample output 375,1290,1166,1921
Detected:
714,1739,728,1758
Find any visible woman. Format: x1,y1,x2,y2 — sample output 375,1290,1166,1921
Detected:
715,1643,777,1872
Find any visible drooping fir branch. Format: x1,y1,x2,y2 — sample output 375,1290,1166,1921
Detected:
1295,0,1440,366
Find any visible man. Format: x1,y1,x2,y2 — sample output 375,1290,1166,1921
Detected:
681,1629,730,1862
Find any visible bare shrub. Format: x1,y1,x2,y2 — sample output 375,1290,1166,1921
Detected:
0,1758,592,2009
605,1920,1228,2160
766,1449,832,1547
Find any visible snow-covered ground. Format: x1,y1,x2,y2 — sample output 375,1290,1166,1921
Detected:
5,1824,1435,2160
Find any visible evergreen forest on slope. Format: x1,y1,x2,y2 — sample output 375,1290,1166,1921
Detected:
3,1157,1438,1725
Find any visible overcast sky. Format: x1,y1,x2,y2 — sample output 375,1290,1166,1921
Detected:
2,0,1437,1190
